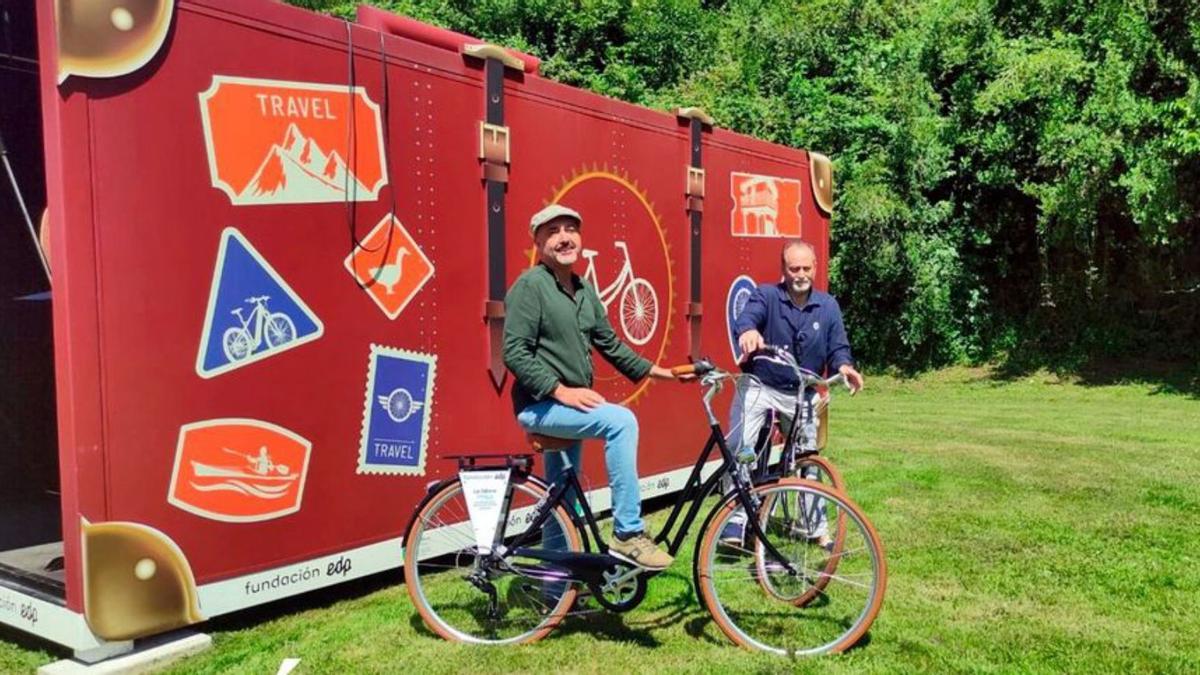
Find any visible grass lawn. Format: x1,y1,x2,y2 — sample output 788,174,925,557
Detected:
3,368,1198,673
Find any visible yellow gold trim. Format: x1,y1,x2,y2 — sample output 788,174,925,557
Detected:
461,44,526,71
675,107,715,126
479,122,511,164
81,519,203,641
809,151,834,214
687,167,706,198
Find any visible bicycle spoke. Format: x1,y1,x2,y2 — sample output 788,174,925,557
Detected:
406,478,582,645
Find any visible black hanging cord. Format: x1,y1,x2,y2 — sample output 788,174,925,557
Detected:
343,20,399,290
374,29,396,275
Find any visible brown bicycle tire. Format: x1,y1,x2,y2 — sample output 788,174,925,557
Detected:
696,477,887,655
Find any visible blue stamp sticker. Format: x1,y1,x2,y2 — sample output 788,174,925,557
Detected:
726,275,757,363
358,344,436,476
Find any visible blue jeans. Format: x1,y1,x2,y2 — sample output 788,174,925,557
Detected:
516,400,645,537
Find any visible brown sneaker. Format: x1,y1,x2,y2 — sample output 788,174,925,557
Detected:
608,532,674,570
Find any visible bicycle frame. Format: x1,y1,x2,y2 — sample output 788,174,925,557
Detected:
491,418,802,585
751,390,819,483
231,299,269,343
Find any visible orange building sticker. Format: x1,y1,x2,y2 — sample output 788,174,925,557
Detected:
344,214,435,320
730,172,803,237
168,419,312,523
199,76,388,205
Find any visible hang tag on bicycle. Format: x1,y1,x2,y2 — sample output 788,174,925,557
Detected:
459,469,511,555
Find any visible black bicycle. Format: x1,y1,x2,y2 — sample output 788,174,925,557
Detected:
733,346,856,606
403,358,886,655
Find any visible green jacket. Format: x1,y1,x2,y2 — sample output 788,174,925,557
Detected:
503,263,652,413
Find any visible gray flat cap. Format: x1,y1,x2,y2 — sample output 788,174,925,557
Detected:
529,204,582,237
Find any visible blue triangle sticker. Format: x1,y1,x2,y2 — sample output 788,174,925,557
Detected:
196,228,324,378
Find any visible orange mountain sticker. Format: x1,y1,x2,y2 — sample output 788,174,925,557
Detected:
344,214,435,320
168,419,312,523
199,76,388,205
730,172,802,237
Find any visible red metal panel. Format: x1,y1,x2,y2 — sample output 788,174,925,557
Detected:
39,0,829,598
36,0,110,612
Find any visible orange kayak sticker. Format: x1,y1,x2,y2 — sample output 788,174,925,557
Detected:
343,214,435,320
199,76,388,205
730,172,802,237
168,419,312,523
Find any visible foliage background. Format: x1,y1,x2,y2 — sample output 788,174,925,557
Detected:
290,0,1200,374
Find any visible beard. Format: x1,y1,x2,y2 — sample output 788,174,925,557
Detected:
789,277,811,293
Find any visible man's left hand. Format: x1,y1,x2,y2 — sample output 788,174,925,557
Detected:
838,364,864,394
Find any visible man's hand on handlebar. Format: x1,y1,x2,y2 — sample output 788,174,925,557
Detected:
838,363,865,395
650,364,695,382
737,329,766,361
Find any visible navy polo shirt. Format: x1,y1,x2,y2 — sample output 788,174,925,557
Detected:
733,283,854,392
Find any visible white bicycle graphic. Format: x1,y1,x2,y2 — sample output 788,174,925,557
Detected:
222,295,297,363
581,240,659,346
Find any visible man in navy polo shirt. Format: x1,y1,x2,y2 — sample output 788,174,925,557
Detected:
723,239,864,544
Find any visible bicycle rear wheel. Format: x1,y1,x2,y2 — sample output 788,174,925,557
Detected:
695,478,886,656
404,474,582,645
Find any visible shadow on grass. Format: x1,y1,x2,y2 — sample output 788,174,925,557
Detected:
843,629,873,653
193,493,720,646
555,569,702,647
990,353,1200,398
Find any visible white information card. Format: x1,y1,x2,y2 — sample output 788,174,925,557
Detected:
459,469,512,554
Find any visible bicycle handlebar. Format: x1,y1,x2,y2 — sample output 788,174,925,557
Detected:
670,359,716,377
748,345,851,390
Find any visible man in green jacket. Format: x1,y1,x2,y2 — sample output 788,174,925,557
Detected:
503,204,677,570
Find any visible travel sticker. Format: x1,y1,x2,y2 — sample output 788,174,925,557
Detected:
168,419,312,523
358,345,436,476
195,228,323,379
343,214,435,320
726,275,757,362
199,76,388,205
730,172,803,237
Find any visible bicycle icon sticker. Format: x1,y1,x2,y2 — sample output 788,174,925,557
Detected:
726,275,757,363
581,241,659,346
358,345,436,476
196,228,324,378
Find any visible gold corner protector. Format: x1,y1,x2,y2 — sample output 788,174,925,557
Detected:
461,43,527,72
809,151,834,214
676,107,715,126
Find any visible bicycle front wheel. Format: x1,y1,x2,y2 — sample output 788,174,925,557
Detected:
695,479,886,656
404,474,582,645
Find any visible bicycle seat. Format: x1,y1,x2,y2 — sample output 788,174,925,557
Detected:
526,433,575,453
